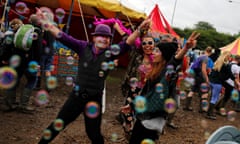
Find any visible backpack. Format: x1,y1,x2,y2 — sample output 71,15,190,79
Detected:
13,24,35,51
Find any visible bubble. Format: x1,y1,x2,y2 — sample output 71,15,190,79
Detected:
200,119,208,129
110,133,118,142
108,61,115,70
231,89,239,102
42,22,50,31
5,36,13,44
40,7,53,14
166,65,174,73
85,101,100,118
53,119,64,131
104,50,111,58
134,96,146,113
219,108,227,116
49,65,55,72
10,0,16,4
35,90,49,106
74,85,80,92
43,129,52,140
83,62,88,68
204,131,211,140
9,55,21,68
46,76,57,89
98,71,104,77
129,77,138,88
31,32,38,40
164,98,177,113
187,68,195,76
141,138,155,144
65,76,73,86
184,77,195,88
200,83,209,93
15,2,27,14
55,8,66,20
28,61,39,73
201,100,209,111
0,67,17,89
88,24,93,29
227,110,237,121
66,56,74,65
56,32,63,38
101,62,108,71
155,83,163,93
44,47,50,54
110,44,120,55
179,91,187,99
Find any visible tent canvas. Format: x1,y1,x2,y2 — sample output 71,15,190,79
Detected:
148,4,179,38
20,0,146,22
220,37,240,55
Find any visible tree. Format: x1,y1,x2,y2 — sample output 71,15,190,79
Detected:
194,21,216,31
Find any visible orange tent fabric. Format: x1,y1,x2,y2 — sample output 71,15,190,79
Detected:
220,37,240,55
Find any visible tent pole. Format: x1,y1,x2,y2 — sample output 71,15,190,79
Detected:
65,0,75,34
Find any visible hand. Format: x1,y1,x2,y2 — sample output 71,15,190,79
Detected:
138,19,151,34
35,7,49,24
185,31,200,49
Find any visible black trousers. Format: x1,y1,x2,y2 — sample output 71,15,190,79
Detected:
129,119,159,144
38,90,104,144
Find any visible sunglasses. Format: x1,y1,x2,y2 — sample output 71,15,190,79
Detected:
142,41,153,46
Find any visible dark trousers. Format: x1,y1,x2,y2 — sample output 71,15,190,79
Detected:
38,90,104,144
129,119,159,144
216,82,234,108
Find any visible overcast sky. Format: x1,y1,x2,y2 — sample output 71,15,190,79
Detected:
124,0,240,35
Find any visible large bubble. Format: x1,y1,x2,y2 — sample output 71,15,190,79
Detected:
0,67,17,89
35,90,49,106
85,101,100,118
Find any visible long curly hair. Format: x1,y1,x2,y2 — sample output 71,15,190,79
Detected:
213,51,231,72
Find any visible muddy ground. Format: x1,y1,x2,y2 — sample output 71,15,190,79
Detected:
0,68,239,144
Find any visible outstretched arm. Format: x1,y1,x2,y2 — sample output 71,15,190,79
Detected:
175,31,200,60
126,19,151,45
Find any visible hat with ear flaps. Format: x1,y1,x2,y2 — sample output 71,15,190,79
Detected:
156,42,178,62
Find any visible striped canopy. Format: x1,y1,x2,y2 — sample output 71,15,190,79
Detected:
220,37,240,55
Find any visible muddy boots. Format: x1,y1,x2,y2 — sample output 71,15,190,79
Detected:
206,103,216,120
1,90,17,112
18,88,35,114
183,97,193,111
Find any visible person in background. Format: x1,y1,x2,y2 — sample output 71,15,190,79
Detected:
206,51,236,120
128,32,200,144
1,17,43,113
35,8,151,144
183,46,213,113
215,54,240,115
34,11,56,92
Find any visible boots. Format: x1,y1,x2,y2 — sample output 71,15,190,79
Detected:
183,97,193,111
18,88,35,114
234,101,240,112
206,103,216,120
34,76,41,90
1,90,17,112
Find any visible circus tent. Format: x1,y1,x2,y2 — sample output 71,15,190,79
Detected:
220,37,240,55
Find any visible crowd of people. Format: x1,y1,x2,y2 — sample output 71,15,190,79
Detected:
0,6,239,144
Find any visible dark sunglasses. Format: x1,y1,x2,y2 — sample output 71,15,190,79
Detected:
142,41,153,46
